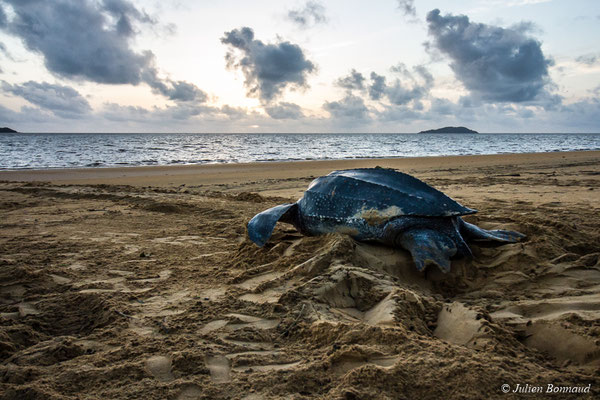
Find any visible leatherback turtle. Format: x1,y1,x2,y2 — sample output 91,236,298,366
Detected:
247,168,525,273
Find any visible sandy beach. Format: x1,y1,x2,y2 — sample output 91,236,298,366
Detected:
1,151,599,399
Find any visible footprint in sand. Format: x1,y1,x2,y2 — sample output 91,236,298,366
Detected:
197,286,227,301
224,313,279,330
176,384,203,400
491,294,600,365
523,322,600,366
235,271,285,291
237,278,298,304
205,350,301,383
205,355,231,383
434,302,485,346
145,355,175,382
199,319,229,334
199,313,279,335
18,302,41,317
330,353,400,376
231,360,301,373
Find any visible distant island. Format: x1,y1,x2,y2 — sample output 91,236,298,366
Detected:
0,127,18,133
419,126,478,134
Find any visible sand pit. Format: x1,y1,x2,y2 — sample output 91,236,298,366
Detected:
0,152,599,399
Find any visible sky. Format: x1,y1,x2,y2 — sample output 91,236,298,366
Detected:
0,0,599,133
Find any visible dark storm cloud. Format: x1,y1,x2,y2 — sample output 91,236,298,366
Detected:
396,0,416,17
335,69,365,91
287,1,327,28
323,95,369,119
221,27,315,103
0,0,153,84
264,102,304,119
0,0,208,107
2,81,91,119
425,9,554,103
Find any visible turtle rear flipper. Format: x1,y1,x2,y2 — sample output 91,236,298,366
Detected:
459,219,526,243
399,229,457,273
247,203,298,247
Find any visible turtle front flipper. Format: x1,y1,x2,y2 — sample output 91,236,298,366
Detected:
458,218,526,243
247,203,298,247
398,229,457,273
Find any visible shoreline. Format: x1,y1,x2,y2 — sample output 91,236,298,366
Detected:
1,150,598,189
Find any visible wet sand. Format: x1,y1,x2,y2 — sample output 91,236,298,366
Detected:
0,151,599,399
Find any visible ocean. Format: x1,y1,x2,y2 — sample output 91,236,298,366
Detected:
1,132,599,170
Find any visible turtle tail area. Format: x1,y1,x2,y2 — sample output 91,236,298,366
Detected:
458,218,526,243
398,229,457,273
247,203,298,247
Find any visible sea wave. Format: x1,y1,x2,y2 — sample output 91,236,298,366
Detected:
0,133,599,170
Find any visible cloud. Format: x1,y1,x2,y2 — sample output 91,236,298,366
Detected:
397,0,416,17
221,27,315,103
332,63,434,107
335,69,366,92
0,0,154,84
0,0,207,105
0,104,56,126
560,97,600,122
575,53,599,66
102,103,151,122
368,65,434,104
102,0,156,38
430,98,457,115
385,81,422,105
142,68,208,103
0,41,6,53
219,105,249,120
377,104,422,122
0,3,6,28
425,9,554,104
264,102,304,119
287,1,327,28
1,81,91,119
0,104,16,123
368,72,386,101
385,66,434,105
323,95,369,119
101,101,216,123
